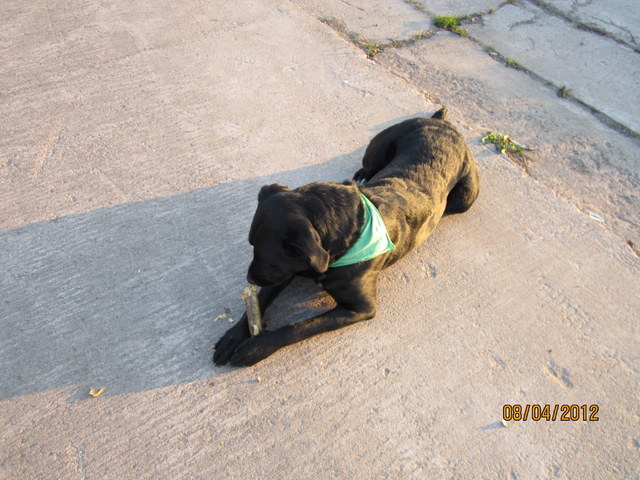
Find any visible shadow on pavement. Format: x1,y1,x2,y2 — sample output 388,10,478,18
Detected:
0,148,365,401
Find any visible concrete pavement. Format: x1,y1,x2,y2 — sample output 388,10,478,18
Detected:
1,0,638,478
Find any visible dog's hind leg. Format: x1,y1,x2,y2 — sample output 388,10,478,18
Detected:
445,161,480,214
355,110,446,183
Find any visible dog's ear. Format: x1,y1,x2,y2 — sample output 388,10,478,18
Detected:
287,222,330,274
431,107,448,119
258,183,289,202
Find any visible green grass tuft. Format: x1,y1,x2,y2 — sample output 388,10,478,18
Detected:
434,15,460,29
433,15,470,37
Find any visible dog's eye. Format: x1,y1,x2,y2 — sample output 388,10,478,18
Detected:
282,241,300,257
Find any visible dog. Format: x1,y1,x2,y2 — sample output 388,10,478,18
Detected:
213,107,479,366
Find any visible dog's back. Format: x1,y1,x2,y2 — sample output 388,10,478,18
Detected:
357,109,479,266
360,110,475,190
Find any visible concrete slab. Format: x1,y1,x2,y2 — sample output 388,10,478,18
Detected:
465,2,640,134
1,0,639,478
413,0,640,49
532,0,640,48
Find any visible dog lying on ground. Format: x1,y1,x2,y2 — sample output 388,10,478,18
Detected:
214,107,479,366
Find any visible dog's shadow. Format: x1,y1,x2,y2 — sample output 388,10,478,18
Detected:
261,277,337,330
0,147,364,402
1,114,435,402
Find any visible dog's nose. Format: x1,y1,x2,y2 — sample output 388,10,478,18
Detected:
246,271,256,285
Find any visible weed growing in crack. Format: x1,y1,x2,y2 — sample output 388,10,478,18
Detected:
452,26,469,37
557,86,571,98
505,58,525,70
320,14,433,59
359,41,382,58
433,14,469,37
414,29,427,40
382,30,435,51
434,15,460,29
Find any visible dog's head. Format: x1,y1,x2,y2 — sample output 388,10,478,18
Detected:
246,183,330,286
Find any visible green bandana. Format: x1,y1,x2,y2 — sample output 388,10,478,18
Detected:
329,193,395,268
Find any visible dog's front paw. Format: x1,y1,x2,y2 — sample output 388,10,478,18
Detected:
228,332,281,367
213,319,250,366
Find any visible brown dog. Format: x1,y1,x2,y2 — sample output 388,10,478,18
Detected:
214,108,479,366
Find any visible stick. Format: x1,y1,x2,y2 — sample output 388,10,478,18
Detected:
240,285,262,336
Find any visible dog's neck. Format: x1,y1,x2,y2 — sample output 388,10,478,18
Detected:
295,182,364,262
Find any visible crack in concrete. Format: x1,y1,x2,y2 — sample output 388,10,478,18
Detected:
339,0,366,13
572,0,595,10
597,17,637,45
34,118,66,179
526,0,638,49
319,15,437,58
509,14,539,31
318,7,638,139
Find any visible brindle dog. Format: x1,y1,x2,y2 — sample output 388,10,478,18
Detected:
214,108,479,366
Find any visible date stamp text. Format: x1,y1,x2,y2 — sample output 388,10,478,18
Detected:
502,404,600,422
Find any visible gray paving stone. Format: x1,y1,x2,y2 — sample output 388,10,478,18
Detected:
533,0,640,47
414,0,499,16
466,2,640,133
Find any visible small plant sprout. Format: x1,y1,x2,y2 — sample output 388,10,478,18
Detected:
482,131,533,155
359,41,382,58
505,58,525,70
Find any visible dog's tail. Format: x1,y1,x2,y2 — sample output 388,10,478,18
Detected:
431,106,448,120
